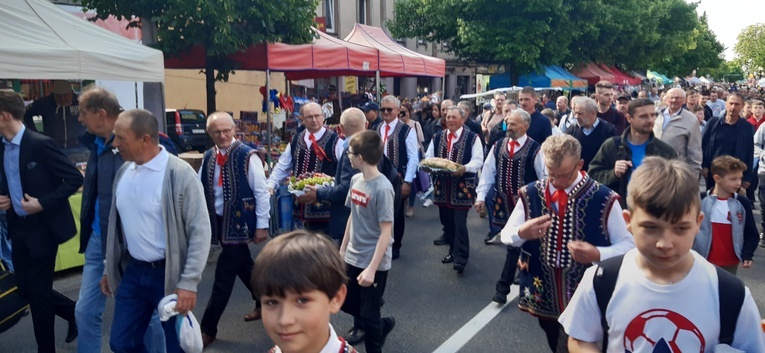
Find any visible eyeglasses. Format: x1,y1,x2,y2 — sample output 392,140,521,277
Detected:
547,163,579,181
346,150,357,156
209,128,234,136
303,114,324,121
380,108,395,113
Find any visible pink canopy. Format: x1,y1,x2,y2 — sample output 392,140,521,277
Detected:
164,28,381,79
343,24,445,77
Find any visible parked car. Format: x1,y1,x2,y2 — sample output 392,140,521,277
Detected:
165,109,211,152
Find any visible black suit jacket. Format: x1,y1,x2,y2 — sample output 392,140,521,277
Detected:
317,144,358,239
0,128,83,244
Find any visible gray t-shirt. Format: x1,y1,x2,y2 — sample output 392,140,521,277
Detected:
344,173,395,271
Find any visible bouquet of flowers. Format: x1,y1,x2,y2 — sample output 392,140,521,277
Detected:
287,172,335,196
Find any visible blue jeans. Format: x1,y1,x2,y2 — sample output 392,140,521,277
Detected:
0,213,12,272
109,261,179,353
76,231,166,353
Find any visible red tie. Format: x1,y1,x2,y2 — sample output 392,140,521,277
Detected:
549,188,568,214
447,132,457,154
215,151,227,186
309,133,328,161
383,124,391,146
508,140,520,158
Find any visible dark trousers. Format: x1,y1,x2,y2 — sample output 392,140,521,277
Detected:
110,262,181,353
304,221,329,236
538,318,569,353
393,197,406,251
495,246,521,295
747,174,759,208
485,188,500,234
10,217,76,353
342,265,388,353
439,206,470,265
200,242,256,337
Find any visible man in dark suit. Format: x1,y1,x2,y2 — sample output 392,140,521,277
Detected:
0,90,83,352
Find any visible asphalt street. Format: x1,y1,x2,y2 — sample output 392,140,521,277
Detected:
4,200,765,353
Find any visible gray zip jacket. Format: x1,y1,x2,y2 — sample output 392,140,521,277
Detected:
694,192,755,262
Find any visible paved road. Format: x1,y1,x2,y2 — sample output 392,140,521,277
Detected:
5,201,765,353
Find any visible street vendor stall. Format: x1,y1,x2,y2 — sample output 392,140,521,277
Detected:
0,0,166,271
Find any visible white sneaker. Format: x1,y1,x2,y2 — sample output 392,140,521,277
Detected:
423,199,434,207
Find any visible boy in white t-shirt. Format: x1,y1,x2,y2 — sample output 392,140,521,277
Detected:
340,130,396,353
559,157,765,352
694,156,758,275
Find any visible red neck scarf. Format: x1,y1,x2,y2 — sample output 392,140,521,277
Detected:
215,151,227,186
309,133,328,161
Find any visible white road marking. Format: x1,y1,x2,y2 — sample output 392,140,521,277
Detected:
432,285,520,353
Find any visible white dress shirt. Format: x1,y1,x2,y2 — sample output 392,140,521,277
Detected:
116,146,169,262
379,118,419,183
267,127,339,189
197,139,271,228
424,127,484,173
499,173,634,263
476,134,547,202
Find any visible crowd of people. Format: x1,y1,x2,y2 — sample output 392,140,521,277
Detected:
1,78,765,353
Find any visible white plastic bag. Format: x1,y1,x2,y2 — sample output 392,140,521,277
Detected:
157,294,203,353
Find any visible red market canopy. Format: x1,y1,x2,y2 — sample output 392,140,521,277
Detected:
598,64,641,85
573,62,615,85
164,27,380,79
343,24,445,78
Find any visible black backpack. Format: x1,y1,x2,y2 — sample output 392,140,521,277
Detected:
0,260,29,333
593,255,745,352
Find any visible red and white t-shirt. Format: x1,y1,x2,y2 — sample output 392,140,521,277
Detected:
707,198,739,267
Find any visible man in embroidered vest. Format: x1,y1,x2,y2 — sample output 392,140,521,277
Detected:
475,109,545,305
377,96,419,260
198,112,270,347
424,106,483,273
268,102,340,233
500,134,634,353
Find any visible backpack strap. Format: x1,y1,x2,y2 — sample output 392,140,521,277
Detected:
592,254,625,352
716,265,745,345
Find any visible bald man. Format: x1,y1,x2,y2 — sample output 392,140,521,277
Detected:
654,88,702,174
198,112,270,346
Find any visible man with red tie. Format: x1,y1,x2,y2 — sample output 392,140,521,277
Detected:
499,134,634,352
377,96,419,260
267,102,340,233
474,109,545,305
198,112,271,347
424,106,483,273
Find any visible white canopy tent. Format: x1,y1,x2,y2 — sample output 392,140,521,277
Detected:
0,0,164,82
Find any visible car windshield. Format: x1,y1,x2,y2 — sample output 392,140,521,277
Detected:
180,111,206,123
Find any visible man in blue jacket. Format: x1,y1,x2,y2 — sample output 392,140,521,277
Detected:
75,87,165,353
702,93,754,192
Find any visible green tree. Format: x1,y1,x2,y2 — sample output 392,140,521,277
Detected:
698,60,744,82
80,0,318,113
734,24,765,74
388,0,723,81
388,0,576,83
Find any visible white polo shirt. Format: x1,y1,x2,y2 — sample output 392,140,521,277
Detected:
116,147,168,262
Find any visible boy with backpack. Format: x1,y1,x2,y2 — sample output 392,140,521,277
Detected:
694,155,758,275
559,157,764,352
251,230,357,353
340,130,396,353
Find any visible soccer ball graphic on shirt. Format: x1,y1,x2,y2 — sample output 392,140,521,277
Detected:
623,309,705,353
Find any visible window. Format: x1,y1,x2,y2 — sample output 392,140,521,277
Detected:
324,0,336,33
417,37,425,46
358,0,368,24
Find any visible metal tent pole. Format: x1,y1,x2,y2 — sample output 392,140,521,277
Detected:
376,70,381,102
265,69,272,166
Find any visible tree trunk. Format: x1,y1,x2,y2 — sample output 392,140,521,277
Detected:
205,51,217,115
